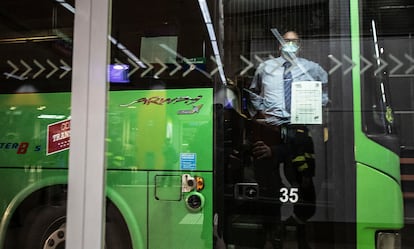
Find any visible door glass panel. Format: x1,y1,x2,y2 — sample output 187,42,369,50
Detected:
0,0,74,248
107,0,405,249
222,2,355,249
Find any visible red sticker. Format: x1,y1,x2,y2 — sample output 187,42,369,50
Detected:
47,119,70,155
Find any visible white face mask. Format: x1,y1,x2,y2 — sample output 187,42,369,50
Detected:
281,42,299,54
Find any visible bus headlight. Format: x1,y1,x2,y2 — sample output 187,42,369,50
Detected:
376,232,400,249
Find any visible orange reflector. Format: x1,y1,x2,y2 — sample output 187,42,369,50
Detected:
195,176,204,191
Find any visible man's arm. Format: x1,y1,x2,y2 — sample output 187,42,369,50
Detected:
246,63,265,118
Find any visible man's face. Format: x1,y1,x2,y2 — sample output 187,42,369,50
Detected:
283,31,299,43
280,31,300,57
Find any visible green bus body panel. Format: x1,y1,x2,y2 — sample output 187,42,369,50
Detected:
350,1,403,249
356,164,404,226
148,171,213,249
0,168,212,249
0,93,71,167
0,88,213,171
356,163,404,249
106,170,148,249
0,88,214,249
106,88,213,171
355,138,401,182
107,170,214,249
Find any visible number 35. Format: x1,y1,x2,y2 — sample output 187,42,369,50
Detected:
279,187,299,203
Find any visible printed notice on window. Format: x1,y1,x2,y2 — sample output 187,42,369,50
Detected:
290,81,322,124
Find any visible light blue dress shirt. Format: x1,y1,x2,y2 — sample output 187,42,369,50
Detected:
247,56,328,125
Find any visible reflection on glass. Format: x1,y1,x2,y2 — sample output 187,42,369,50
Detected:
0,0,74,249
105,0,403,248
0,0,408,248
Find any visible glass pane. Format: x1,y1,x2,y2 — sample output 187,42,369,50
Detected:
0,0,74,248
105,0,405,249
222,2,355,249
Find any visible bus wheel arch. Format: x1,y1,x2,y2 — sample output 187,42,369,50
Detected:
4,185,133,249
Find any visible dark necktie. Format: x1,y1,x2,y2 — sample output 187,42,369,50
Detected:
283,61,293,113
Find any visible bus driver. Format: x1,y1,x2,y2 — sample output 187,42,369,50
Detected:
247,30,329,249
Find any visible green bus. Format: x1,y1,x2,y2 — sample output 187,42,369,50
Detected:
0,0,407,248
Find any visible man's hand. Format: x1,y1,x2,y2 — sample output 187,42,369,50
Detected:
252,141,272,159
